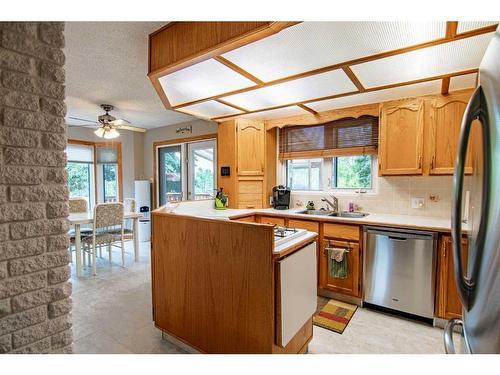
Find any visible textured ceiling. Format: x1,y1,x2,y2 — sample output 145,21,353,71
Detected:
64,22,195,129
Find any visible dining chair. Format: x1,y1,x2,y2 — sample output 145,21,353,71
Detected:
121,198,136,241
68,197,92,264
82,202,125,276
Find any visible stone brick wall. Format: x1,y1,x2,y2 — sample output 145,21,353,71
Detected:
0,22,72,354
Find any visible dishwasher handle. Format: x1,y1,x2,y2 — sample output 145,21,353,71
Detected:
365,227,436,241
388,236,407,242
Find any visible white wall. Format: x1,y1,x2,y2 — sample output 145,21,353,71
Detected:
143,119,218,180
67,126,144,199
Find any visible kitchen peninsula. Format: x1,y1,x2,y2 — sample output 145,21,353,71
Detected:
151,202,318,353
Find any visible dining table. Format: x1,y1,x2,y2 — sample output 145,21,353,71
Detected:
68,211,143,277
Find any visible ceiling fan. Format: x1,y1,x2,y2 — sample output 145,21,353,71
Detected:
68,104,146,139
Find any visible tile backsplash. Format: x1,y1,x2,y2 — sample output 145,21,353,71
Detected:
290,176,470,218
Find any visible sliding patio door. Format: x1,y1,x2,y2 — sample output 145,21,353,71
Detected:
187,140,216,200
158,144,183,206
157,139,216,206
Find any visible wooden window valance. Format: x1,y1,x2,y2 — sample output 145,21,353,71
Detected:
278,116,379,160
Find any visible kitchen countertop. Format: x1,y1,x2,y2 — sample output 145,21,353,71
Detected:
153,200,469,233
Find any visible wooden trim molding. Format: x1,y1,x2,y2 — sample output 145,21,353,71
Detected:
279,146,378,160
441,77,451,95
266,103,380,129
342,66,365,92
213,56,265,85
152,133,218,208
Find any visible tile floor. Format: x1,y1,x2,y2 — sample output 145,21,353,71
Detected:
71,241,446,354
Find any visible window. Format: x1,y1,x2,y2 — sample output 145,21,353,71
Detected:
103,164,118,202
280,116,378,192
65,141,123,209
96,145,120,203
156,138,216,206
332,155,372,189
66,143,95,208
286,159,322,191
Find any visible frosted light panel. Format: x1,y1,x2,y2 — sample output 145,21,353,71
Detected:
222,22,446,81
449,73,477,91
241,106,309,120
306,81,442,112
159,59,256,106
223,70,357,111
457,21,498,34
351,33,494,88
178,101,242,119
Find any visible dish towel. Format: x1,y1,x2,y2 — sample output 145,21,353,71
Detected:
328,247,348,279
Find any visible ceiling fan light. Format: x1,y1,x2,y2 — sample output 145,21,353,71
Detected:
104,128,120,139
94,127,105,137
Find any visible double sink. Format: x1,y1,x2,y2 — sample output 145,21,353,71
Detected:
297,209,369,218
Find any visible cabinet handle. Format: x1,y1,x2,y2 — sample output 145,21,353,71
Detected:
430,155,435,170
418,155,422,169
442,241,447,258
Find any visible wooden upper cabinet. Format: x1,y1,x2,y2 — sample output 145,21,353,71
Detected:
237,119,265,176
427,93,473,175
436,235,468,320
379,98,424,175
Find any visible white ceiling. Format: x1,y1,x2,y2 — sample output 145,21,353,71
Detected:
64,22,195,129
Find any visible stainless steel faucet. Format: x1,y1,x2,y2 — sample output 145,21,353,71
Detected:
321,195,338,212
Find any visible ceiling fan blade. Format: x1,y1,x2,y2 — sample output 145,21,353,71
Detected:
109,118,130,126
116,124,147,133
68,116,99,124
68,124,100,128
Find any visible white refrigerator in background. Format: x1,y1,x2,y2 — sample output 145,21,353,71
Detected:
134,180,151,242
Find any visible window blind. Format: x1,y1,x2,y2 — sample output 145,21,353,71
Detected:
66,144,93,163
279,116,378,160
96,146,118,163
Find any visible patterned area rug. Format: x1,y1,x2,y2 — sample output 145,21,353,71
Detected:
313,299,358,334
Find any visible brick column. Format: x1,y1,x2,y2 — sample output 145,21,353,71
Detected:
0,22,72,354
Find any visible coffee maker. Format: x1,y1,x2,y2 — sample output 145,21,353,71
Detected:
272,185,291,210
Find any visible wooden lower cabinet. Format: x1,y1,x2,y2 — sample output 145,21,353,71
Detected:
319,223,362,297
235,215,256,223
319,239,361,297
258,215,286,226
435,235,468,319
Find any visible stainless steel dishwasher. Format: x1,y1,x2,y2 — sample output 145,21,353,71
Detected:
363,226,437,319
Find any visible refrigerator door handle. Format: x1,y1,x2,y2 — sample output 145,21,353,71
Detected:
451,86,490,310
444,319,464,354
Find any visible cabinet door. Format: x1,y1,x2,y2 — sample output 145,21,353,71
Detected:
436,236,468,319
237,119,265,176
319,239,361,297
428,94,473,175
379,99,424,175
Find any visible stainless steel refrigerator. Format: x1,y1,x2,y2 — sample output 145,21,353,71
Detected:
446,27,500,354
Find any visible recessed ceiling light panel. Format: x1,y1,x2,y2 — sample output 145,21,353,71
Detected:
222,69,357,111
159,59,256,106
240,106,310,120
449,73,478,91
222,22,446,82
306,80,442,113
351,33,494,88
457,21,497,34
178,100,243,119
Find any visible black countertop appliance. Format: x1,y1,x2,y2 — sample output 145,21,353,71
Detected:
272,185,291,210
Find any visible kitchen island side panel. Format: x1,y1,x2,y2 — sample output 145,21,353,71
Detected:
151,213,275,353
